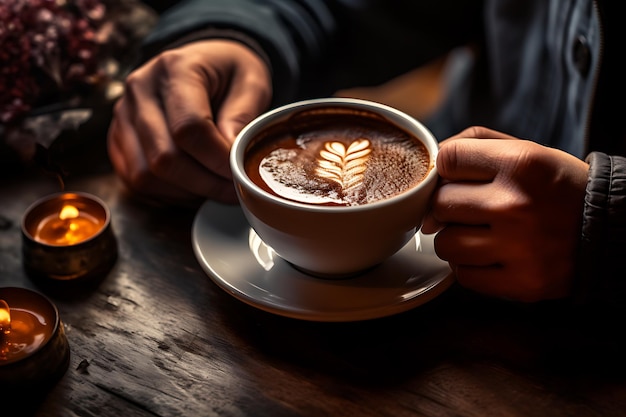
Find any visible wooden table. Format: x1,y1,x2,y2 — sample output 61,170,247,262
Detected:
1,143,626,417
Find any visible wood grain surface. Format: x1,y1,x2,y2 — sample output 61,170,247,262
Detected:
1,144,626,417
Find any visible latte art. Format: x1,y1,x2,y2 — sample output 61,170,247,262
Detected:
315,139,371,191
246,107,431,206
256,137,429,206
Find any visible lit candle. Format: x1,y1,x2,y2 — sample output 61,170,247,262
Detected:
33,203,105,246
0,299,9,335
0,297,53,364
22,192,118,281
0,287,69,389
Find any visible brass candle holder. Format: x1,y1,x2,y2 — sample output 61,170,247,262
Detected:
0,287,70,390
21,192,117,281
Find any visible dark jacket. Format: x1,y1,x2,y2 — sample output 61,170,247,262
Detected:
140,0,626,307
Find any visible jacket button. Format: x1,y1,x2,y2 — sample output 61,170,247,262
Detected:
572,35,592,77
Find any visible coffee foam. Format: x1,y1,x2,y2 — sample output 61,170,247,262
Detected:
258,131,429,206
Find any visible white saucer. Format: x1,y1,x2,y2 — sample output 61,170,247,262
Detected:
191,201,454,322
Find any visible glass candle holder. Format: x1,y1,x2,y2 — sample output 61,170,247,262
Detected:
22,192,117,281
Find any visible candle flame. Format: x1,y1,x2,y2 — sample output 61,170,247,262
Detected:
0,299,10,336
59,204,80,220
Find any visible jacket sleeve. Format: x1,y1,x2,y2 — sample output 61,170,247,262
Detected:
137,0,483,106
575,151,626,310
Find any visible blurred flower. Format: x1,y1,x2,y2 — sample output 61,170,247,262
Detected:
0,0,156,170
0,0,107,124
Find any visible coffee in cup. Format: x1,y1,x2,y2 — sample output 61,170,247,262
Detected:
230,98,439,277
244,106,431,207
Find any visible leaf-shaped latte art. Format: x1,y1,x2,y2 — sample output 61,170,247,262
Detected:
315,139,371,192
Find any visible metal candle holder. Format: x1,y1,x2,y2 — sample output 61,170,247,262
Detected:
0,287,70,390
21,192,117,281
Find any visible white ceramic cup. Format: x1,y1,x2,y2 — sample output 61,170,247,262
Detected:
230,98,439,277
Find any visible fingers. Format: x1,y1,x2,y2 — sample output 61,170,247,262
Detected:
108,95,239,204
211,44,272,201
215,57,272,142
436,182,498,226
436,125,526,182
425,128,584,302
436,138,513,182
444,126,519,142
123,76,209,193
451,263,569,303
155,41,271,183
107,39,273,204
435,224,501,266
107,112,198,202
423,139,492,234
450,264,518,300
158,60,234,180
421,136,504,234
425,163,504,233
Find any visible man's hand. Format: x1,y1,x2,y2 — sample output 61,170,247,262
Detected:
422,127,589,302
107,39,272,204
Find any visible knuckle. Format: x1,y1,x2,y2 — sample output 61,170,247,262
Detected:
123,70,146,95
147,148,177,176
159,49,186,65
169,114,209,146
